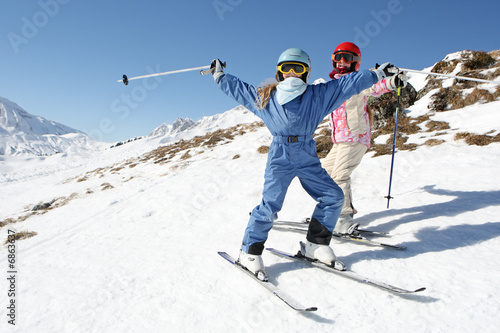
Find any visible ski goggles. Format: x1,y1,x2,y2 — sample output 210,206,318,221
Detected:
332,52,361,63
277,62,310,75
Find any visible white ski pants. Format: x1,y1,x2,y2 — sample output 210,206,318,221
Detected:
321,142,367,216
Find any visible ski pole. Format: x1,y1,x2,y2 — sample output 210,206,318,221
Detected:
399,67,499,84
385,82,402,209
117,65,211,85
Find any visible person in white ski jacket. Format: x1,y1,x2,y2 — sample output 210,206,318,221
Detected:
209,48,400,280
322,42,408,235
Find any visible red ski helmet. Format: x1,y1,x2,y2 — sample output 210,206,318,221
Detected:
332,42,361,72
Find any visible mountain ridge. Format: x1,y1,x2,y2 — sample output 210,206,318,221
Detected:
0,96,102,156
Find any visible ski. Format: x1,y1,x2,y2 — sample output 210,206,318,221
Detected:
274,218,389,236
333,233,406,250
356,229,390,236
266,247,426,294
218,252,318,312
272,225,404,250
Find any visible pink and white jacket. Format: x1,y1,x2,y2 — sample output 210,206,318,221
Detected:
329,77,393,148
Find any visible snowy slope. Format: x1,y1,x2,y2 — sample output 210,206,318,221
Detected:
1,52,500,332
0,96,103,156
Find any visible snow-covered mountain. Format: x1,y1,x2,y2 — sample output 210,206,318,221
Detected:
149,117,196,137
0,50,499,332
0,96,103,156
149,105,259,139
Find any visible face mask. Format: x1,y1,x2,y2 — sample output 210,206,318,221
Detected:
275,77,307,105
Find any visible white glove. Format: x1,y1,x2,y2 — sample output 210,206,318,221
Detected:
211,59,225,83
371,62,399,81
387,72,408,90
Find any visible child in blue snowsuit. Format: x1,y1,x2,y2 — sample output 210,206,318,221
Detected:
210,49,394,279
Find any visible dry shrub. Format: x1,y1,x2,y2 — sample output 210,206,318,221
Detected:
463,88,496,105
417,49,500,103
416,77,442,100
101,183,114,190
371,144,393,157
387,134,418,152
415,115,430,123
398,117,422,135
369,111,424,157
432,60,458,74
372,113,421,138
3,214,34,226
180,150,191,160
426,120,450,132
489,50,500,59
110,166,124,173
76,167,106,182
0,218,16,228
464,134,492,146
488,68,500,81
314,127,333,159
4,231,38,245
454,132,499,146
424,139,446,146
430,87,462,111
370,133,418,157
203,129,235,146
462,51,496,70
2,194,81,228
257,146,269,154
430,87,495,112
489,50,500,60
141,122,265,165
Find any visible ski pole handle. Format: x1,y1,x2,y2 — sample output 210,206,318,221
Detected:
200,68,214,75
200,61,226,75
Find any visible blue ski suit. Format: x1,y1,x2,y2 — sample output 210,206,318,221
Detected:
216,71,379,254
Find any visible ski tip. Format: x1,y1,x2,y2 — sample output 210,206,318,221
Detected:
306,307,318,312
265,247,280,253
218,251,235,264
414,287,426,293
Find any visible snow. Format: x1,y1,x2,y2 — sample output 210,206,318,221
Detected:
0,96,104,157
1,54,500,332
431,100,500,135
407,65,435,92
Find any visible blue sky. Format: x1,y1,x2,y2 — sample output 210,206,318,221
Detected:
1,0,499,143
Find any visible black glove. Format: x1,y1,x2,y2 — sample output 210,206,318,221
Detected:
211,59,226,83
388,72,408,89
371,62,399,81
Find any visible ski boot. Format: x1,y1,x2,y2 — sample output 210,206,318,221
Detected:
299,241,346,271
333,214,360,236
237,250,268,281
